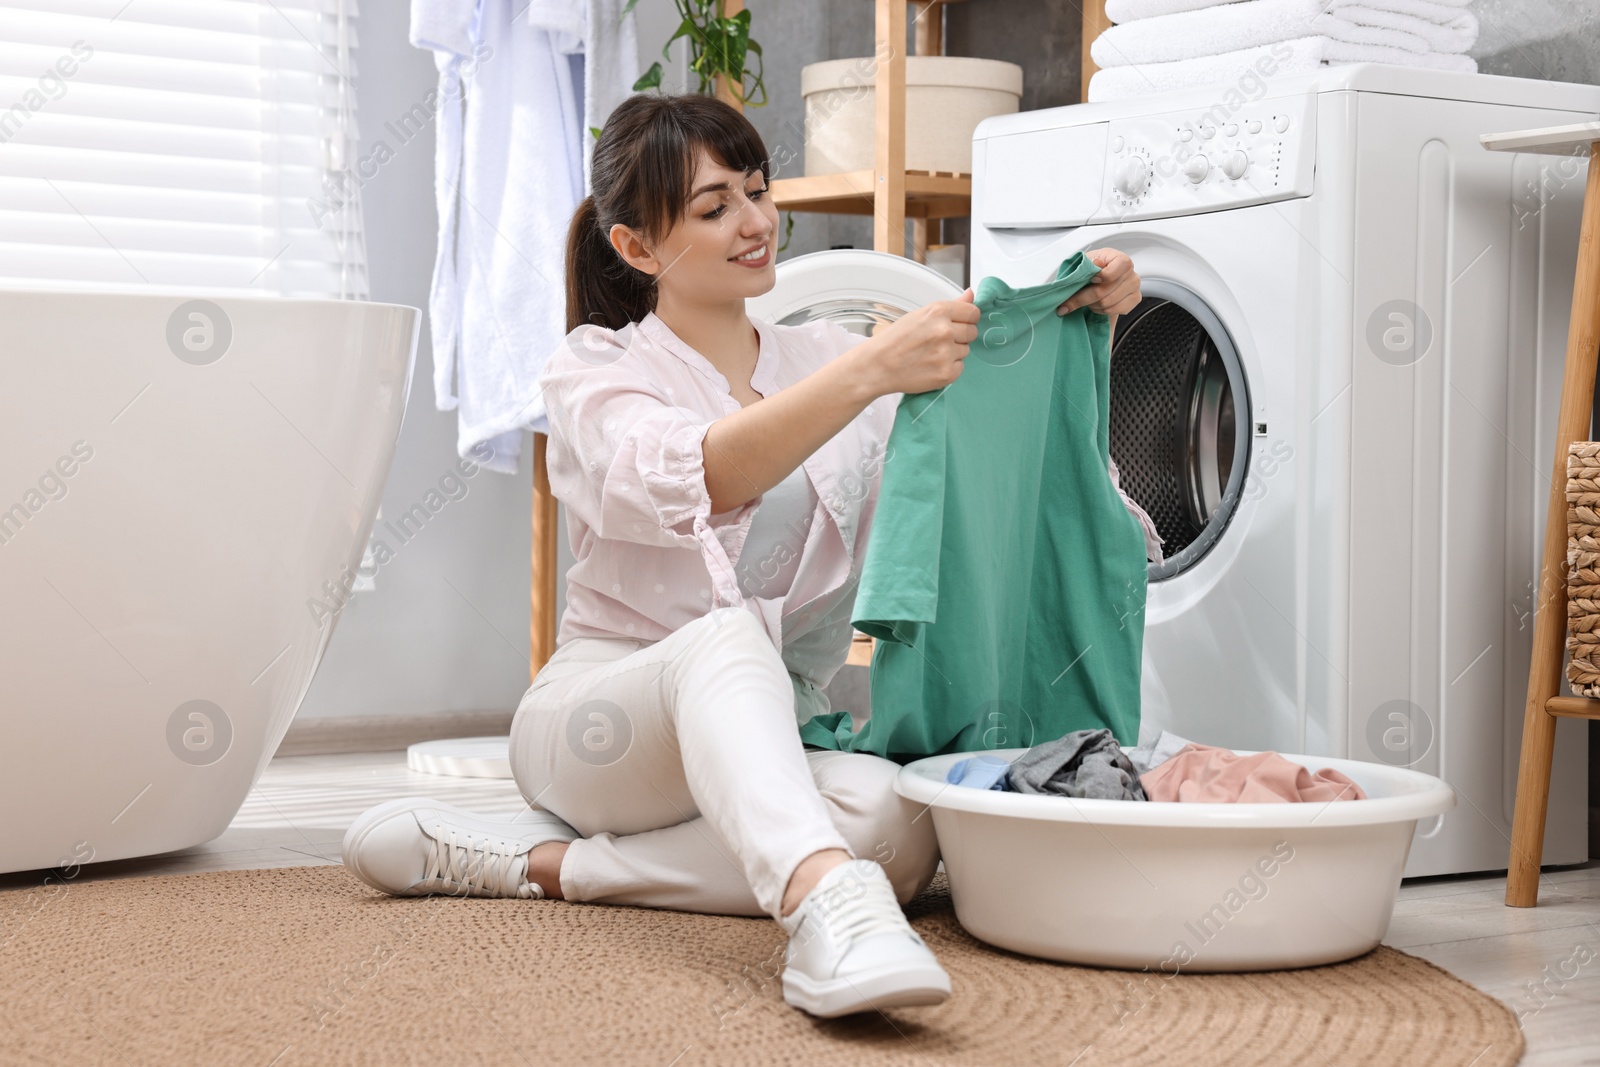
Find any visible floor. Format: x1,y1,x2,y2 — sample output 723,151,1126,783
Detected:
5,750,1598,1065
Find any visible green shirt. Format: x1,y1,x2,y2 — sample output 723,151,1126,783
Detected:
798,251,1148,763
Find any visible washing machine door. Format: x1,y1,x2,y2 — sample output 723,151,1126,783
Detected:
746,248,962,337
1108,279,1252,581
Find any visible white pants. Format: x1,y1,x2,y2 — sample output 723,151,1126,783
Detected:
508,607,940,923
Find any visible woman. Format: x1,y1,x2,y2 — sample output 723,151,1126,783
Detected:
342,92,1144,1018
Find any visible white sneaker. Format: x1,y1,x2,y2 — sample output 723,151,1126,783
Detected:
778,858,952,1017
341,797,579,899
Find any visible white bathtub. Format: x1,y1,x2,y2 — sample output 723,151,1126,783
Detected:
896,749,1456,972
0,290,417,875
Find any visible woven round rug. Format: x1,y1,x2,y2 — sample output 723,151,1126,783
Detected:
0,866,1522,1066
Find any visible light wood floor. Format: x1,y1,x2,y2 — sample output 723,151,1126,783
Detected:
5,750,1597,1064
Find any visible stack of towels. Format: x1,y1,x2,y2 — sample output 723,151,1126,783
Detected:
1088,0,1480,102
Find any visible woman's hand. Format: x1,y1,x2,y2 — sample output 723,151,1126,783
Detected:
700,291,978,512
856,288,981,397
1057,248,1142,317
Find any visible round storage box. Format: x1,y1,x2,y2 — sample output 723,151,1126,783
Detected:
800,55,1022,177
896,749,1455,972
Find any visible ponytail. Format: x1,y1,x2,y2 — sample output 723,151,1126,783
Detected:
563,92,771,334
565,193,654,333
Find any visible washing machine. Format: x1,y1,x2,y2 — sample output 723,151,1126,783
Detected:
760,64,1597,879
965,64,1597,878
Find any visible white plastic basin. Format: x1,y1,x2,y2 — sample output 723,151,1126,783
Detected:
895,748,1456,972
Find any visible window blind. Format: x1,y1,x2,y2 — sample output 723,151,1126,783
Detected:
0,0,367,299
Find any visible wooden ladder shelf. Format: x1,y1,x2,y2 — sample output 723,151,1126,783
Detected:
1482,121,1600,907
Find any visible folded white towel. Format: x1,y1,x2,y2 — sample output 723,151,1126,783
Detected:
1086,36,1477,102
1105,0,1470,21
1092,0,1476,69
1312,34,1476,67
1332,0,1478,26
1334,4,1477,53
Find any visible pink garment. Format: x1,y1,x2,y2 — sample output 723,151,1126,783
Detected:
537,309,1167,694
1139,743,1369,803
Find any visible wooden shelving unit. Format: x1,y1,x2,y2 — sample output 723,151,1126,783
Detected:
1482,121,1600,907
769,168,971,221
767,0,971,267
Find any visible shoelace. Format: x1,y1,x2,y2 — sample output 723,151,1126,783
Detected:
422,825,545,899
808,868,912,953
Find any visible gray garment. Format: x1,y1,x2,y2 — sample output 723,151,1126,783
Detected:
1124,729,1193,778
1009,728,1147,801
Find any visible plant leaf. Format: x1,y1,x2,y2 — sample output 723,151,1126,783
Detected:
632,61,663,92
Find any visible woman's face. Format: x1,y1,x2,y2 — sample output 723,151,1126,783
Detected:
611,148,778,306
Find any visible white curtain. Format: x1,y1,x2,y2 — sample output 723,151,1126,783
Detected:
0,0,367,298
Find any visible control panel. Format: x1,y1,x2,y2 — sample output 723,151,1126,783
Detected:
978,93,1316,229
1101,94,1315,222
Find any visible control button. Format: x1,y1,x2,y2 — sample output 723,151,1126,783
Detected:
1113,155,1150,197
1223,123,1238,137
1200,125,1216,139
1183,155,1210,184
1246,119,1262,134
1274,113,1291,133
1111,135,1125,153
1222,148,1249,180
1180,128,1194,142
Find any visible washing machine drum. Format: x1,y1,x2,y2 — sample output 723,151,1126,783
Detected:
745,247,963,338
1108,282,1251,581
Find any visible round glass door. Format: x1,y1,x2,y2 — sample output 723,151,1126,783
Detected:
1108,280,1252,581
771,296,917,334
746,248,963,336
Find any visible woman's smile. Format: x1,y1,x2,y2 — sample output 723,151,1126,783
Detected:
729,241,771,268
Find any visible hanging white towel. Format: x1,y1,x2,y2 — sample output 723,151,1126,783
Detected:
410,0,639,475
527,0,642,196
1105,0,1471,22
1087,35,1477,102
1091,0,1477,69
410,0,477,56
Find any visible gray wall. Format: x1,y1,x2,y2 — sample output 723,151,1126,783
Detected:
1471,0,1600,82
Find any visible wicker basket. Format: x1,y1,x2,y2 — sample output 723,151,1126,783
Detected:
1566,440,1600,695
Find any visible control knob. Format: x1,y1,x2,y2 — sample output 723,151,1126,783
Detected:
1113,155,1149,198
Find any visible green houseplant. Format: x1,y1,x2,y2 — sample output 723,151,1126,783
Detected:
626,0,766,104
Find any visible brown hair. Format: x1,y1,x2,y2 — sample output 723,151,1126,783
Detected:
564,92,771,333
